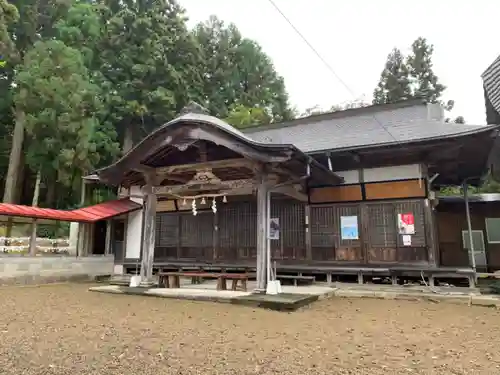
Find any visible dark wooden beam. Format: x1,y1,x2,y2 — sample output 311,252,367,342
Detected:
190,127,290,163
269,163,303,181
273,184,308,202
154,158,256,175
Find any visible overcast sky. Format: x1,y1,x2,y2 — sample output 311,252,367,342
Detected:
180,0,499,124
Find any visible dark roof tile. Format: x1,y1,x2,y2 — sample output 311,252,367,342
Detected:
243,102,496,153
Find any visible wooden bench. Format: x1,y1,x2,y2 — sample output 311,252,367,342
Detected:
158,272,251,291
276,274,315,286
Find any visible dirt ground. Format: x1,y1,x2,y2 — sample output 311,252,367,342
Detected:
0,284,499,375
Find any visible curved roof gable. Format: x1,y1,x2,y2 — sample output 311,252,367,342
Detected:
93,103,341,186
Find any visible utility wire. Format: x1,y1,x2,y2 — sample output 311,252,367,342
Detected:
267,0,400,144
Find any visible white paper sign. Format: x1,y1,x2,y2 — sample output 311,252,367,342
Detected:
397,213,415,235
340,216,359,240
402,235,412,246
269,218,280,240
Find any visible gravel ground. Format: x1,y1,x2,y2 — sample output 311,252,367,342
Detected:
0,284,499,375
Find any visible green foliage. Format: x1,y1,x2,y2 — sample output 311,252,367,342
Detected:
194,16,294,122
373,48,412,105
373,38,447,104
37,221,70,238
0,0,19,62
55,2,103,68
14,39,116,189
225,104,271,128
0,0,18,186
0,0,295,212
406,37,445,104
477,173,500,194
98,0,204,146
439,172,500,196
373,37,465,123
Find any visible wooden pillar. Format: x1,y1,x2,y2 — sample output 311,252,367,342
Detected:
28,219,37,256
120,219,128,263
76,181,89,257
79,224,88,256
423,198,437,267
255,173,268,292
28,170,41,256
305,205,312,260
213,208,219,260
105,220,112,255
140,184,157,285
357,166,369,264
81,223,93,256
176,213,182,259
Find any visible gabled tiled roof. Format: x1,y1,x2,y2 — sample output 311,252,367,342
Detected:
243,101,497,153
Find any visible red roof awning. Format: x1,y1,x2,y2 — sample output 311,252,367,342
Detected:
0,198,142,223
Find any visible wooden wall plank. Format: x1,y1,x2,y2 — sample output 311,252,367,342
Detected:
157,200,176,212
365,180,426,200
309,185,363,203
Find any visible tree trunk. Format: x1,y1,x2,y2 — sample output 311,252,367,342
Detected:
45,178,56,207
28,170,41,256
3,109,26,203
123,125,133,154
3,110,26,245
14,153,25,204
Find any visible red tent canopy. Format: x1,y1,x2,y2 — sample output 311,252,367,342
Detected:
0,198,141,223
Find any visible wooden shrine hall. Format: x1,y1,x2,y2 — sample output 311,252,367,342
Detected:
86,103,341,290
85,100,500,289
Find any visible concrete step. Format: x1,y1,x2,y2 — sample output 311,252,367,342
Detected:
109,274,132,286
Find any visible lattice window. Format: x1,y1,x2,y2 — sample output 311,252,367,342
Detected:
218,201,257,249
366,200,426,248
310,206,336,248
155,213,178,247
270,200,305,250
367,203,397,248
180,212,214,247
394,201,426,247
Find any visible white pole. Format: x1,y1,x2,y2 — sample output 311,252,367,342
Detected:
463,183,477,273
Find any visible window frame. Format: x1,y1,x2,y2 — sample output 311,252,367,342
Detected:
485,218,500,244
461,229,485,251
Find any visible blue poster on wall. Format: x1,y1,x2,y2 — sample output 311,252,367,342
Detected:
340,216,359,240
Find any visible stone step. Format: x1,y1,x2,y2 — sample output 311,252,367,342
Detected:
109,274,132,286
